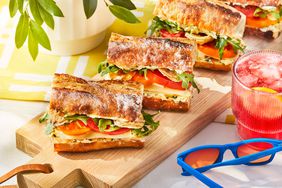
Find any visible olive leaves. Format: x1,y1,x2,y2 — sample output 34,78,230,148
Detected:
9,0,63,60
9,0,140,61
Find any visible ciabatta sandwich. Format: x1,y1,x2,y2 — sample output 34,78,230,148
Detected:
94,33,199,112
40,74,159,152
219,0,282,39
147,0,246,71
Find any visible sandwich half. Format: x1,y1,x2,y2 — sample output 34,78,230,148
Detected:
94,33,199,112
40,73,159,152
147,0,246,71
219,0,282,39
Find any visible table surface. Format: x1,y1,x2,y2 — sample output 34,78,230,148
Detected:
0,99,281,188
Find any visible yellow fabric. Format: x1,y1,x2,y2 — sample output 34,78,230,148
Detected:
0,0,155,101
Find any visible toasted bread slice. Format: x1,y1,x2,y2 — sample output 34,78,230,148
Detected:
153,0,246,40
50,74,145,129
221,0,281,7
53,138,144,152
107,33,197,73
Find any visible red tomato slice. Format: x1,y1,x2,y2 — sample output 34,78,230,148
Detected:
147,70,185,90
198,42,237,60
132,72,153,87
86,118,130,135
58,120,92,136
160,29,185,38
247,17,280,28
233,5,257,18
104,128,130,135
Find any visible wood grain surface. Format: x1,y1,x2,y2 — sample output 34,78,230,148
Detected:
15,34,281,188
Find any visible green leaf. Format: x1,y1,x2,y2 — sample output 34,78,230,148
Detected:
109,0,136,10
37,0,64,17
226,38,245,53
17,0,24,13
30,20,51,50
9,0,18,17
83,0,98,19
98,119,112,132
29,0,43,25
98,60,121,76
177,72,200,93
45,122,54,135
132,111,159,137
39,113,49,123
270,11,281,19
146,16,182,36
215,37,227,60
64,115,89,124
139,68,148,79
15,13,29,48
253,8,267,18
109,5,140,24
38,4,55,29
28,28,39,61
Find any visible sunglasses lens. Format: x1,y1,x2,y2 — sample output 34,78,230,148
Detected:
237,142,273,164
184,148,220,169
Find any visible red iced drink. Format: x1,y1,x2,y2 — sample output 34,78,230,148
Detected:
232,50,282,140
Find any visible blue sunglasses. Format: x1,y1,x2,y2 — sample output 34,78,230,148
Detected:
177,138,282,188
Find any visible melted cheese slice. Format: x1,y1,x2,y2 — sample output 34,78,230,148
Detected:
197,50,236,65
53,129,136,140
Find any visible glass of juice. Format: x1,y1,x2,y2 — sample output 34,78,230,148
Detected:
232,50,282,140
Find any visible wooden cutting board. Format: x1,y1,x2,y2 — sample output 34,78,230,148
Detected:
15,35,281,188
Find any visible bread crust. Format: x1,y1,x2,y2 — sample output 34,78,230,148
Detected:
153,0,246,40
221,0,282,7
54,139,144,152
107,33,197,73
50,74,144,125
142,96,190,112
244,26,280,39
195,61,232,71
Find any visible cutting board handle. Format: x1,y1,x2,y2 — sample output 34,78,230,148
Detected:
0,164,53,184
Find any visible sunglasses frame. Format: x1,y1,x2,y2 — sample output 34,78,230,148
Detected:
177,138,282,188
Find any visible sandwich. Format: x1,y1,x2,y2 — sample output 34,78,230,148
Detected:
219,0,282,39
147,0,246,71
40,73,159,152
95,33,199,112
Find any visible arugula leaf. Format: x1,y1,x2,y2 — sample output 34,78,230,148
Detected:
146,16,183,36
270,11,281,19
254,8,267,18
39,113,49,123
64,114,89,124
215,37,227,60
226,38,245,54
45,122,54,135
138,68,148,79
98,119,113,132
177,73,200,93
109,5,140,23
132,111,160,137
98,60,121,76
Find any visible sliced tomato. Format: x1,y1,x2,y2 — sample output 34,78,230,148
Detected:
147,70,185,90
198,42,237,60
132,72,153,87
246,17,279,28
160,29,185,38
233,5,257,18
104,128,130,135
58,120,92,136
87,118,99,132
233,5,280,28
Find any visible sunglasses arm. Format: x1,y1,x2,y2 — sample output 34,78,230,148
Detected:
205,146,282,169
177,159,223,188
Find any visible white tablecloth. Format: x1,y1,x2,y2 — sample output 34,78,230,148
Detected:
0,99,281,187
